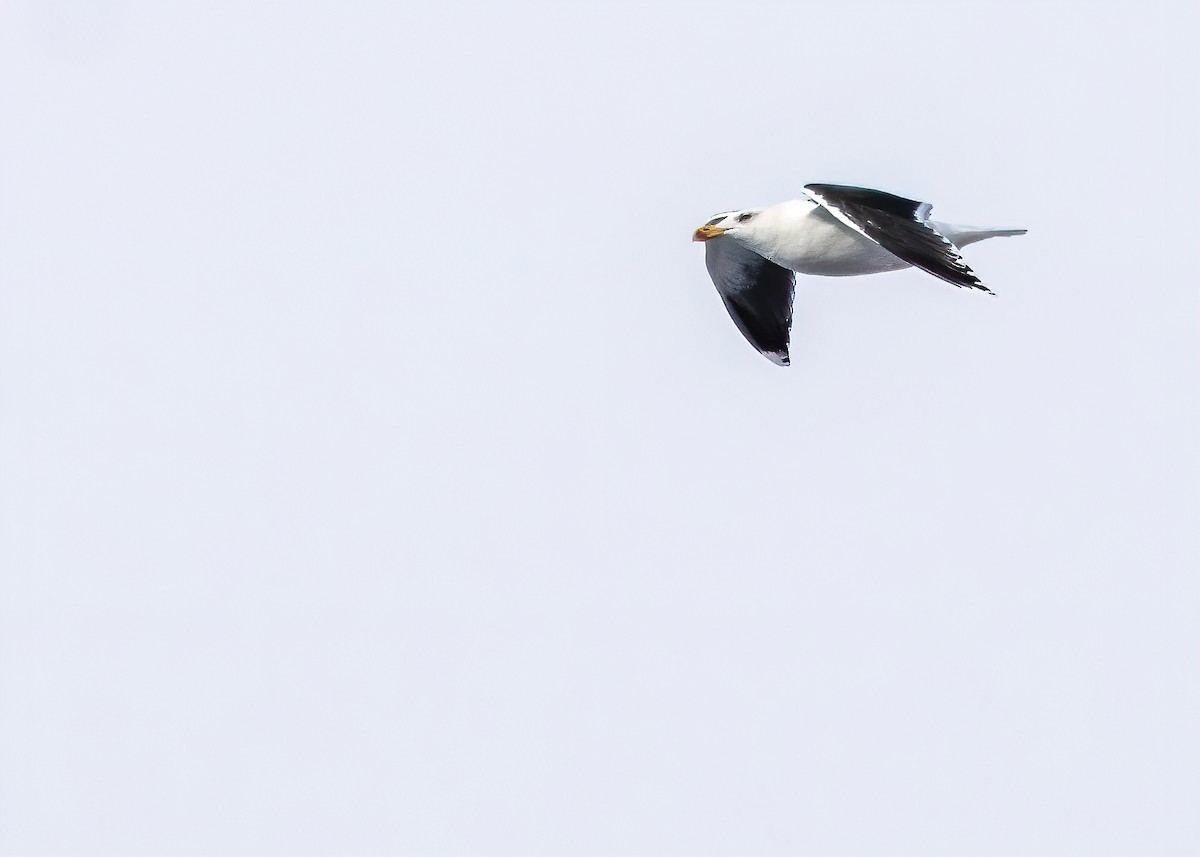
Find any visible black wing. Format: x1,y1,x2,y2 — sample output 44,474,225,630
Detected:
705,238,796,366
804,183,990,292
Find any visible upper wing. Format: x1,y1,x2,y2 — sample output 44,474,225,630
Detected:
803,183,990,292
705,237,796,366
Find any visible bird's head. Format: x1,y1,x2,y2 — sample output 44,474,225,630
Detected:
692,209,762,242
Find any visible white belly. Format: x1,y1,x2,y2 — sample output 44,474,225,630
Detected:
750,201,910,277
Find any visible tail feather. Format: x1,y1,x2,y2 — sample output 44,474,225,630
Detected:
931,222,1028,248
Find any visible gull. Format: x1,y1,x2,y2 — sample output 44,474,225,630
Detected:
692,183,1027,366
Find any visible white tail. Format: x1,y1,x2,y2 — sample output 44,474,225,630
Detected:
931,222,1028,248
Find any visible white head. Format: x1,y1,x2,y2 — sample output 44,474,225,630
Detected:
692,209,765,244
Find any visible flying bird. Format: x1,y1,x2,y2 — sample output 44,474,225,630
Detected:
693,183,1027,366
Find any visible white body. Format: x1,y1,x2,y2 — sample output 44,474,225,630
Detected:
733,198,1016,278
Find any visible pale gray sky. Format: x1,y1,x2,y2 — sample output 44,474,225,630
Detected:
1,2,1198,855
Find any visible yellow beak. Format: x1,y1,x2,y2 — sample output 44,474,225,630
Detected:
692,224,727,242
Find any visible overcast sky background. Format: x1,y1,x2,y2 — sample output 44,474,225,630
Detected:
1,1,1198,855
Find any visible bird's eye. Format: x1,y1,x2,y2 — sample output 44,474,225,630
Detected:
738,212,754,222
